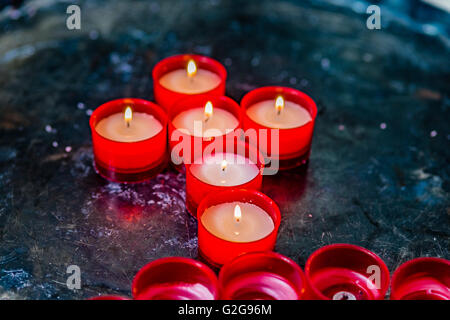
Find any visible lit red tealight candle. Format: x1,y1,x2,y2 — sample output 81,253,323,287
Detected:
304,244,390,300
241,86,318,170
89,98,168,183
132,257,219,300
153,54,227,110
197,189,280,267
219,251,308,300
168,95,241,170
185,142,264,215
391,257,450,300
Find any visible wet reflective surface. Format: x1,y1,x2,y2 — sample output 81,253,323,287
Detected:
0,0,448,299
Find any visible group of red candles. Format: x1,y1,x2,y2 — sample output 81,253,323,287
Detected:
89,54,316,267
89,54,318,183
88,54,449,300
92,245,450,300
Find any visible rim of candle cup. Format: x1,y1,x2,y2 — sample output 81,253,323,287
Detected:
240,86,318,130
219,251,308,300
197,189,281,245
185,140,265,186
168,94,242,134
131,256,219,300
153,54,227,94
90,98,168,144
304,243,390,300
390,257,450,300
88,295,130,300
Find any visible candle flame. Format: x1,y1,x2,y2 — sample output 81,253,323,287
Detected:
275,96,284,114
234,204,242,222
124,106,133,126
204,101,213,119
221,160,227,171
187,59,197,77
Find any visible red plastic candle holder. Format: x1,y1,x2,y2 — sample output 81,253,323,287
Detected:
304,244,390,300
241,86,318,170
197,189,281,268
132,257,219,300
168,94,242,171
185,141,264,216
88,295,130,300
219,251,308,300
89,98,168,183
153,54,227,110
391,257,450,300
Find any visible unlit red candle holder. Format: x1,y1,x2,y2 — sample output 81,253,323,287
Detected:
185,141,264,216
219,251,308,300
390,257,450,300
153,54,227,110
197,189,281,268
168,94,242,171
304,244,390,300
89,98,168,183
132,257,219,300
241,86,317,170
87,249,448,300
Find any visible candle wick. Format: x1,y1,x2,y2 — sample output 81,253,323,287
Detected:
204,117,210,123
126,121,130,128
277,109,281,116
